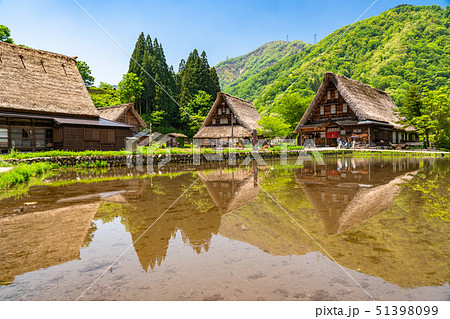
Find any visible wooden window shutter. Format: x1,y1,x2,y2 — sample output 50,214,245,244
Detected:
84,128,100,141
53,127,63,143
101,129,115,144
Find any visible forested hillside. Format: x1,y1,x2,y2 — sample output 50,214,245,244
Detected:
220,5,450,112
215,40,310,91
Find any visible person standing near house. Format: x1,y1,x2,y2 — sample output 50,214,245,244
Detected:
337,137,342,149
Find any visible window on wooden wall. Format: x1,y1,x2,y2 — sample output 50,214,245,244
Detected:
0,127,8,148
226,108,230,114
220,118,228,125
218,109,222,115
340,130,346,135
320,132,326,138
10,127,33,148
84,128,100,141
327,91,331,100
334,90,339,99
331,105,336,114
320,106,324,115
35,128,51,148
212,119,216,125
343,103,348,113
101,130,115,144
353,129,362,133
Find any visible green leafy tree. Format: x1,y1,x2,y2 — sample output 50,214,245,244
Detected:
76,60,95,87
118,73,144,103
180,91,213,136
257,114,291,139
411,87,450,149
0,25,13,43
98,82,114,89
275,92,313,130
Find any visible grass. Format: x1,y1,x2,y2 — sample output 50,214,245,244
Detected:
0,162,58,190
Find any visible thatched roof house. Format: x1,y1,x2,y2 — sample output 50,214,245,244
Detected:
194,92,261,147
294,72,417,147
0,42,132,152
97,103,147,132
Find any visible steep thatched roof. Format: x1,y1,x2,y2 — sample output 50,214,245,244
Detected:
198,169,260,214
97,103,147,129
194,92,261,139
295,72,404,132
0,42,98,118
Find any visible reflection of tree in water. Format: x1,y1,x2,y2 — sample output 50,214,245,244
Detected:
404,159,449,222
95,173,221,271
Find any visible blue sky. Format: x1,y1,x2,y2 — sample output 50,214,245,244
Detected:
1,0,448,85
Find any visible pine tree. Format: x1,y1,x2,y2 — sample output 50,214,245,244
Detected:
403,84,423,118
128,32,145,75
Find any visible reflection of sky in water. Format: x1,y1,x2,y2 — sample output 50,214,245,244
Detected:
0,157,448,300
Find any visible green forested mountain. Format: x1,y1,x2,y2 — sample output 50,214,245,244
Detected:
215,40,310,91
219,5,450,113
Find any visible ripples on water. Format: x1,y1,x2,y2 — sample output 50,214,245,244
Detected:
0,157,448,300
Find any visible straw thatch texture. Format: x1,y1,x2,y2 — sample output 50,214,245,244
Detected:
295,72,403,133
0,42,98,117
194,92,261,139
97,103,146,129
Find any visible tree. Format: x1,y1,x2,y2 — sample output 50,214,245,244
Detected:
0,25,13,43
180,90,213,136
411,87,450,149
118,73,144,103
402,84,423,118
275,92,313,130
257,114,291,139
76,60,95,87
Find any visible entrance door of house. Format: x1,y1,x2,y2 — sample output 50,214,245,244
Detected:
327,128,339,147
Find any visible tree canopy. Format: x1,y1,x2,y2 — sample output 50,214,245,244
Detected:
76,61,95,87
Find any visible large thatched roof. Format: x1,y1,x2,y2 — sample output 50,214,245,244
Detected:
97,103,147,129
194,92,261,139
295,72,404,132
0,42,98,118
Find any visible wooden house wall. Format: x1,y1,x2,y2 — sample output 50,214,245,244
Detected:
60,126,131,151
306,81,358,124
207,99,237,127
119,109,141,132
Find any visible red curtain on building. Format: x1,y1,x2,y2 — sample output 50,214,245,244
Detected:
326,131,339,138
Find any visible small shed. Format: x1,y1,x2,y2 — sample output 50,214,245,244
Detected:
97,103,147,133
166,133,188,148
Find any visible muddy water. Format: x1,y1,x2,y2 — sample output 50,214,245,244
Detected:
0,157,448,301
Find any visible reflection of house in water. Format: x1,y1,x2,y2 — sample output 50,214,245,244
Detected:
0,203,99,285
0,176,148,283
295,158,420,234
198,169,260,214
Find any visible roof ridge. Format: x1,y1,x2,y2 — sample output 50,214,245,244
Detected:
329,72,389,96
97,103,133,110
220,92,254,106
0,41,77,61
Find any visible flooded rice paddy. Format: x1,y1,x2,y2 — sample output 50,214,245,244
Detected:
0,156,448,301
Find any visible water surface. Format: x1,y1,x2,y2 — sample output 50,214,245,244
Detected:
0,156,448,300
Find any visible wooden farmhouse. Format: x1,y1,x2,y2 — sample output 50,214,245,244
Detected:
294,72,418,147
97,103,147,133
194,92,261,147
0,42,132,153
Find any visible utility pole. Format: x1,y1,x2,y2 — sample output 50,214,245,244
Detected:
314,34,317,44
286,35,289,42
